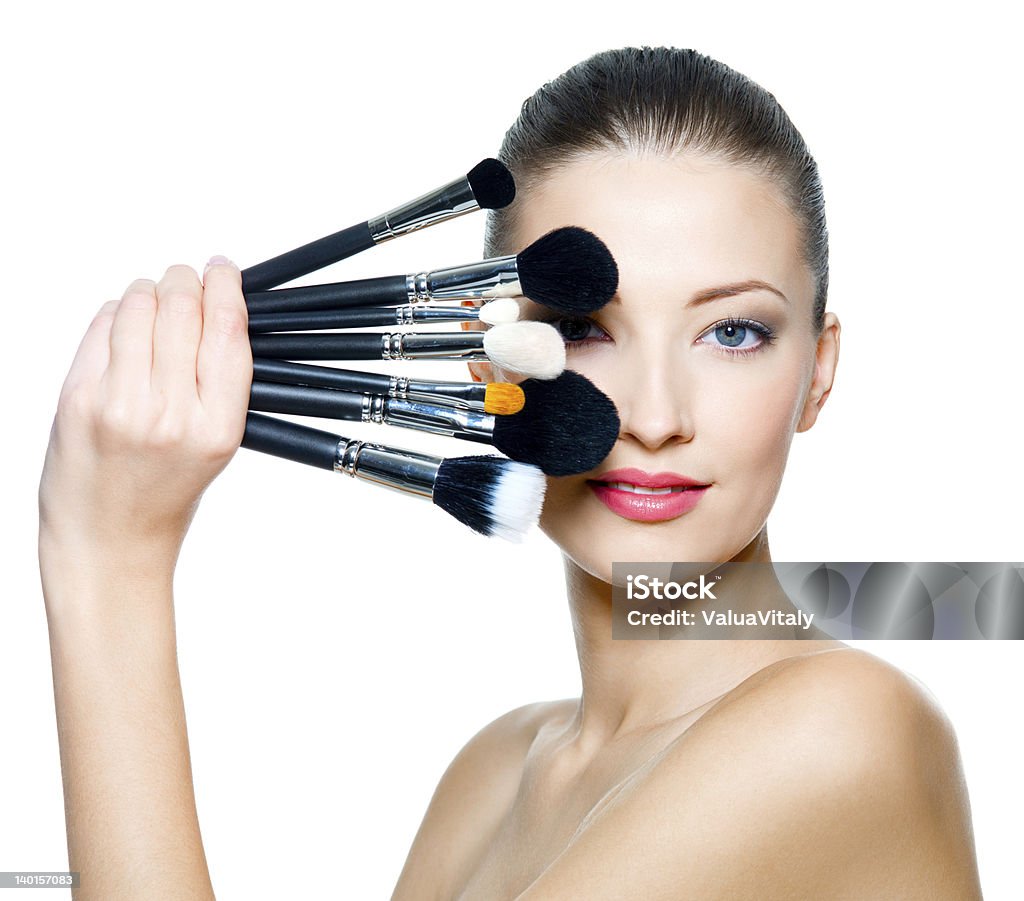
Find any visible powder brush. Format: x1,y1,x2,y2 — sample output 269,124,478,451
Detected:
244,227,618,317
247,370,620,477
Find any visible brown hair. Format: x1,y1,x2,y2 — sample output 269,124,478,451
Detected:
485,46,829,331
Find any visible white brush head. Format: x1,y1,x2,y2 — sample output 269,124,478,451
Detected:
482,321,565,380
478,297,521,326
432,456,546,541
487,460,547,541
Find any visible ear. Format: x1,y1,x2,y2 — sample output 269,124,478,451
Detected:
460,300,495,383
796,311,840,433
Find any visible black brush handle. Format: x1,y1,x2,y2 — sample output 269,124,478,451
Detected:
252,359,392,395
248,306,400,333
241,412,341,471
249,333,383,360
249,381,365,421
245,275,408,315
241,222,376,293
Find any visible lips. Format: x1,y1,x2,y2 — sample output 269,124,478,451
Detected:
587,467,710,522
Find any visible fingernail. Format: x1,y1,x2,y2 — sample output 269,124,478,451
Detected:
205,254,235,273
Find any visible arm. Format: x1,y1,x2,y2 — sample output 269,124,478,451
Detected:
38,259,252,900
514,651,983,900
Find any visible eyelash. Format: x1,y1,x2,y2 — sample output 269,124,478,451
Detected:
698,317,777,356
541,315,777,356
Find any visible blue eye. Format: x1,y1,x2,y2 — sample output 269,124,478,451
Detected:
698,318,774,353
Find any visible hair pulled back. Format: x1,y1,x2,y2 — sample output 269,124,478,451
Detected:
485,47,829,330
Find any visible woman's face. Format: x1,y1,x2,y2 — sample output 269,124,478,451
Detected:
474,153,838,582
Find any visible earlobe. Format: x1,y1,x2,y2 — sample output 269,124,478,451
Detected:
796,312,840,433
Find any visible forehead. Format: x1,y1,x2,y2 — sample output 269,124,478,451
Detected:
513,153,814,312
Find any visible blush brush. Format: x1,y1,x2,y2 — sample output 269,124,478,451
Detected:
242,412,545,540
247,370,620,477
251,358,525,414
241,159,515,292
248,321,566,380
244,227,618,317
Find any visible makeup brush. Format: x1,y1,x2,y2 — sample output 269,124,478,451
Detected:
241,412,545,541
247,370,619,477
244,227,619,317
247,298,520,333
241,159,515,292
248,321,566,380
251,358,525,414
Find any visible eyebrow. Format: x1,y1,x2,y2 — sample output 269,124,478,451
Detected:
686,279,789,307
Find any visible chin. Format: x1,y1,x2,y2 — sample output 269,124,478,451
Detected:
540,478,775,580
541,511,736,584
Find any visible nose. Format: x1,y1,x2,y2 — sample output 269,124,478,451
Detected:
610,342,696,451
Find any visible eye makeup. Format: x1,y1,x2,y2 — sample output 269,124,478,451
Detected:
525,311,779,357
696,317,777,356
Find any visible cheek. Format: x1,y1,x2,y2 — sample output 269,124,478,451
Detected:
538,475,618,582
696,352,809,486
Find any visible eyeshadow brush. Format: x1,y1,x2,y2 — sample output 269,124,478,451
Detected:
247,297,519,333
241,159,515,292
251,358,524,414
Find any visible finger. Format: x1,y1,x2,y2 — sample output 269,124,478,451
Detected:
151,263,204,407
196,255,252,434
105,278,157,398
62,299,120,395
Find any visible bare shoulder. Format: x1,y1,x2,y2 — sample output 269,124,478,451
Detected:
714,646,959,759
391,699,571,901
516,650,983,900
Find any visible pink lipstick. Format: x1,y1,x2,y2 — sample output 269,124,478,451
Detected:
587,467,709,522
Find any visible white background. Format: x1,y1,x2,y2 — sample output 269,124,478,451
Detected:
2,1,1021,898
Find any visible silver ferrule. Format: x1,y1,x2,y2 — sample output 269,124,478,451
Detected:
393,304,480,325
396,378,487,410
367,176,478,244
380,332,487,361
334,437,442,499
360,398,495,443
405,256,521,302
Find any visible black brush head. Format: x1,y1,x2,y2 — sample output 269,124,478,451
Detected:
516,227,619,315
467,158,516,210
433,455,545,540
491,370,620,476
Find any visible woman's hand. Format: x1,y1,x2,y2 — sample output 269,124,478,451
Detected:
39,257,252,587
37,257,251,900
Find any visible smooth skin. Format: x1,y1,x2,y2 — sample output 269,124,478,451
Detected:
391,154,984,900
39,258,251,900
38,158,983,898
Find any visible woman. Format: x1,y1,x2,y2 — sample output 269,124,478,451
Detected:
39,48,982,899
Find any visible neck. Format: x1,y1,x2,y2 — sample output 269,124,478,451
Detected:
561,528,820,750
